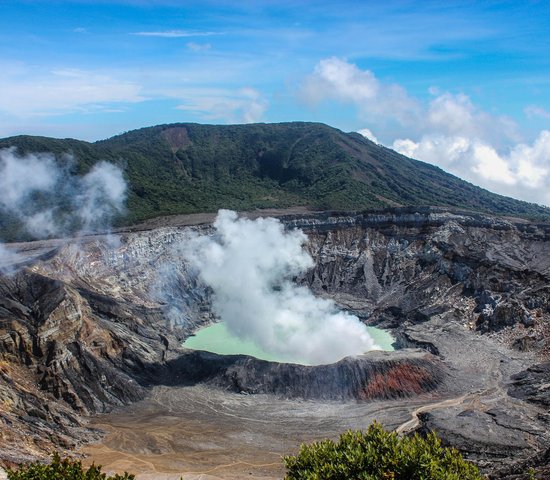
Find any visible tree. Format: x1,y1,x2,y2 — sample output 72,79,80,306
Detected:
7,453,135,480
283,422,484,480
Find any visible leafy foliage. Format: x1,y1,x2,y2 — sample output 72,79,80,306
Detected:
6,453,135,480
1,122,549,241
283,422,484,480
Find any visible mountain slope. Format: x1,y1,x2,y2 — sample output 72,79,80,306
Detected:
1,122,549,239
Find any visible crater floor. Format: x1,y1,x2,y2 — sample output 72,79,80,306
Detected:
81,385,422,480
80,317,548,479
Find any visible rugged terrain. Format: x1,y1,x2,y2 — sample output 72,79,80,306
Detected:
0,207,549,478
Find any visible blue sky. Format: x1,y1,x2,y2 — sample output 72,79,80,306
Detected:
1,0,549,205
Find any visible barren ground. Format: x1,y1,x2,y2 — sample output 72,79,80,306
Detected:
81,385,436,479
80,318,542,479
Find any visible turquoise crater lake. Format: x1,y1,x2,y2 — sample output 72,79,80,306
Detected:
183,322,395,365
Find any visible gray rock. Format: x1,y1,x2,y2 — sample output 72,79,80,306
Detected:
508,362,550,408
0,206,549,475
164,349,446,400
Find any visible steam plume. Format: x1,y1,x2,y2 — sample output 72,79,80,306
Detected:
0,147,127,272
0,147,126,238
0,243,23,274
183,210,379,365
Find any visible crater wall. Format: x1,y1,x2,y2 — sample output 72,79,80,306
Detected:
1,207,549,470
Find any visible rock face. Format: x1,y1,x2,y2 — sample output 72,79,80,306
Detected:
289,209,550,341
508,362,550,407
163,349,446,400
0,269,178,462
0,207,549,476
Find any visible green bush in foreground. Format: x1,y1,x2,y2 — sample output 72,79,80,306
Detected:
7,453,135,480
284,422,484,480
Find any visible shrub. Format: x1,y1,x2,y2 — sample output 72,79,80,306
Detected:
283,422,484,480
7,453,135,480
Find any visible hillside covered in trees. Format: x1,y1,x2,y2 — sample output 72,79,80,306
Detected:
1,122,549,240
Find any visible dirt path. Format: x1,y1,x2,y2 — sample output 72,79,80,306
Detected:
395,393,471,435
395,348,508,436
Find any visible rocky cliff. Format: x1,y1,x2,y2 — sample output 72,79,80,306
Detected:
293,208,550,342
161,349,446,400
0,207,549,476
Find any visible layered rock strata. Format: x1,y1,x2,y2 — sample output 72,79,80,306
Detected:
163,349,445,400
0,207,548,476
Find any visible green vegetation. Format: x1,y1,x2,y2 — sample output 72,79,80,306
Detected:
1,122,549,241
6,454,134,480
283,422,484,480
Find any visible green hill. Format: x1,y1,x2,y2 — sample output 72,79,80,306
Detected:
1,122,549,239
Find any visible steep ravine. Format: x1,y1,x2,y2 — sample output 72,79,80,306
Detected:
0,207,549,477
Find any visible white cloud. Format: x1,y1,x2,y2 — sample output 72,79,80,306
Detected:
0,60,270,133
0,66,144,117
393,135,471,172
393,131,550,203
357,128,379,143
524,105,550,120
303,57,550,207
427,93,477,136
133,30,222,38
394,135,520,185
186,42,212,52
426,91,519,145
300,57,420,126
176,87,268,123
470,143,517,185
511,130,550,188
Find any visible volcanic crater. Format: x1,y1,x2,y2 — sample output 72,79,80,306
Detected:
1,207,549,479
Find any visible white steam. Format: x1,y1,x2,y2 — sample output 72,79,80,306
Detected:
0,147,126,238
183,210,379,365
0,243,23,274
78,161,127,232
0,150,59,207
0,147,127,273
